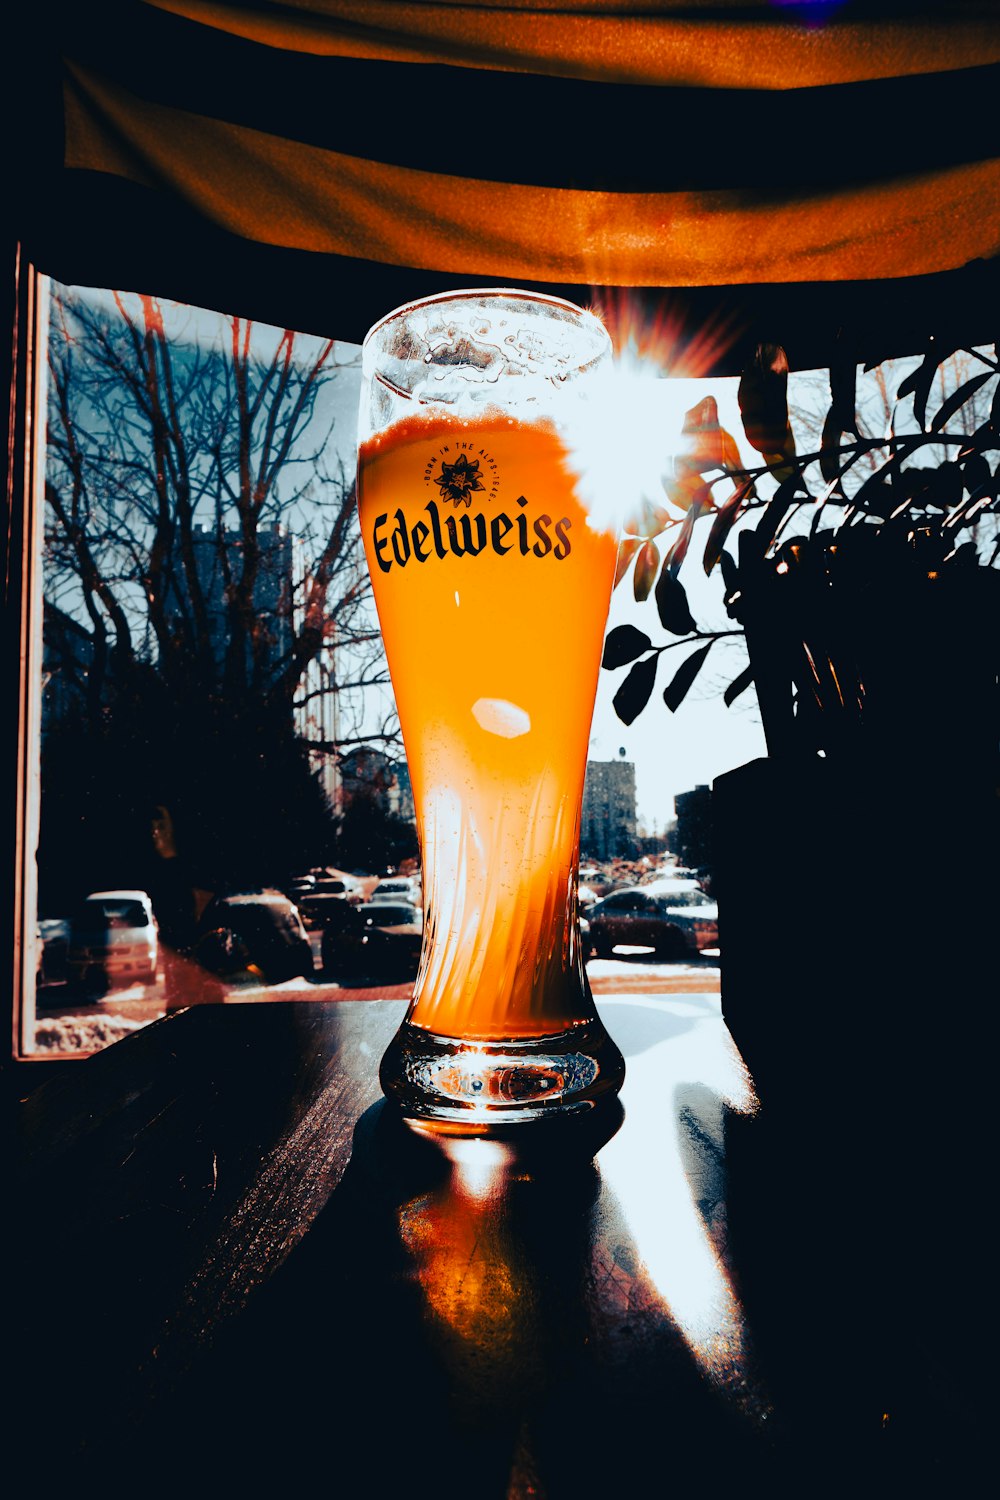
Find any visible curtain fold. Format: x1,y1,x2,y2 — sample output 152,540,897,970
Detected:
13,0,1000,367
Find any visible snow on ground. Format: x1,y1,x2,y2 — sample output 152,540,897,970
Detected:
30,952,720,1055
586,955,720,994
33,1011,155,1053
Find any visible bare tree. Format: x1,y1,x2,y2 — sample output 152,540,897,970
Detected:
43,285,393,748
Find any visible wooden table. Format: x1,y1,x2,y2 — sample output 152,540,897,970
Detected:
12,995,989,1496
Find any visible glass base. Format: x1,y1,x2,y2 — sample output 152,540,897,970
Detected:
379,1018,626,1134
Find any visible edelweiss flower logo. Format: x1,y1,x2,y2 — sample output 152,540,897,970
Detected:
434,454,485,508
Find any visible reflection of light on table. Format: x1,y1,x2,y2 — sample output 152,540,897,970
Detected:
396,1134,528,1363
440,1135,518,1201
597,996,769,1418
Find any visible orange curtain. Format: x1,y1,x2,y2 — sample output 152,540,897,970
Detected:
15,1,1000,363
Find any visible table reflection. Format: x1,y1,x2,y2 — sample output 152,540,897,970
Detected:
397,998,765,1410
298,995,773,1493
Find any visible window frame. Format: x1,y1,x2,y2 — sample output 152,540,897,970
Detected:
6,253,50,1073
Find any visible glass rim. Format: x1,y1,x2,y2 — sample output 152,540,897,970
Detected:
361,285,608,348
360,285,612,401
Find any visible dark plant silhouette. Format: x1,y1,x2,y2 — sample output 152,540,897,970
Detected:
602,339,1000,760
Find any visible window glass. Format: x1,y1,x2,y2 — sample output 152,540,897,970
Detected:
26,278,422,1058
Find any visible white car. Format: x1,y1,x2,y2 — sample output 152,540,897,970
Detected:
66,889,158,989
640,875,703,898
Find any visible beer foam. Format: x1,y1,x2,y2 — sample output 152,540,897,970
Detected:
471,698,531,739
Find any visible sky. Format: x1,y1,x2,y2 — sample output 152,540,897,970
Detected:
581,374,768,833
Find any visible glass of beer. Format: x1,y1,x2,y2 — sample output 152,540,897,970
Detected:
357,289,625,1131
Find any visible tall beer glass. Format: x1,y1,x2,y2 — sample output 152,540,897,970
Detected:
358,289,625,1130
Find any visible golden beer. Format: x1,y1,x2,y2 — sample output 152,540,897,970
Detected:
358,290,625,1128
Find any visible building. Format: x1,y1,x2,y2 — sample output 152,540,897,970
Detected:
581,754,638,861
164,523,297,681
389,758,415,823
673,784,714,878
338,746,399,813
298,640,339,809
40,602,96,734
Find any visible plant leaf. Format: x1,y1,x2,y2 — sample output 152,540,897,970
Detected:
664,490,711,578
613,654,658,725
623,496,672,538
738,344,793,457
613,535,643,590
602,623,652,668
829,347,860,436
723,662,755,706
720,427,744,472
819,406,844,485
663,642,712,713
632,539,660,601
677,395,742,477
896,349,939,432
682,395,721,440
654,568,698,635
849,452,900,517
703,477,755,575
718,548,739,593
664,473,712,513
753,471,809,553
961,452,992,499
930,371,993,432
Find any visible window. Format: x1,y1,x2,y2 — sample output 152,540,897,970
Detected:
16,272,416,1062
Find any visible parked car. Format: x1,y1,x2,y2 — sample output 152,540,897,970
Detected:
321,899,423,984
579,865,614,896
310,868,366,902
655,887,719,952
37,917,71,986
586,885,717,960
286,873,317,903
193,890,313,984
298,887,352,927
66,890,159,991
369,876,421,903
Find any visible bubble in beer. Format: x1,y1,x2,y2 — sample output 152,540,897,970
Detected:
472,698,531,739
